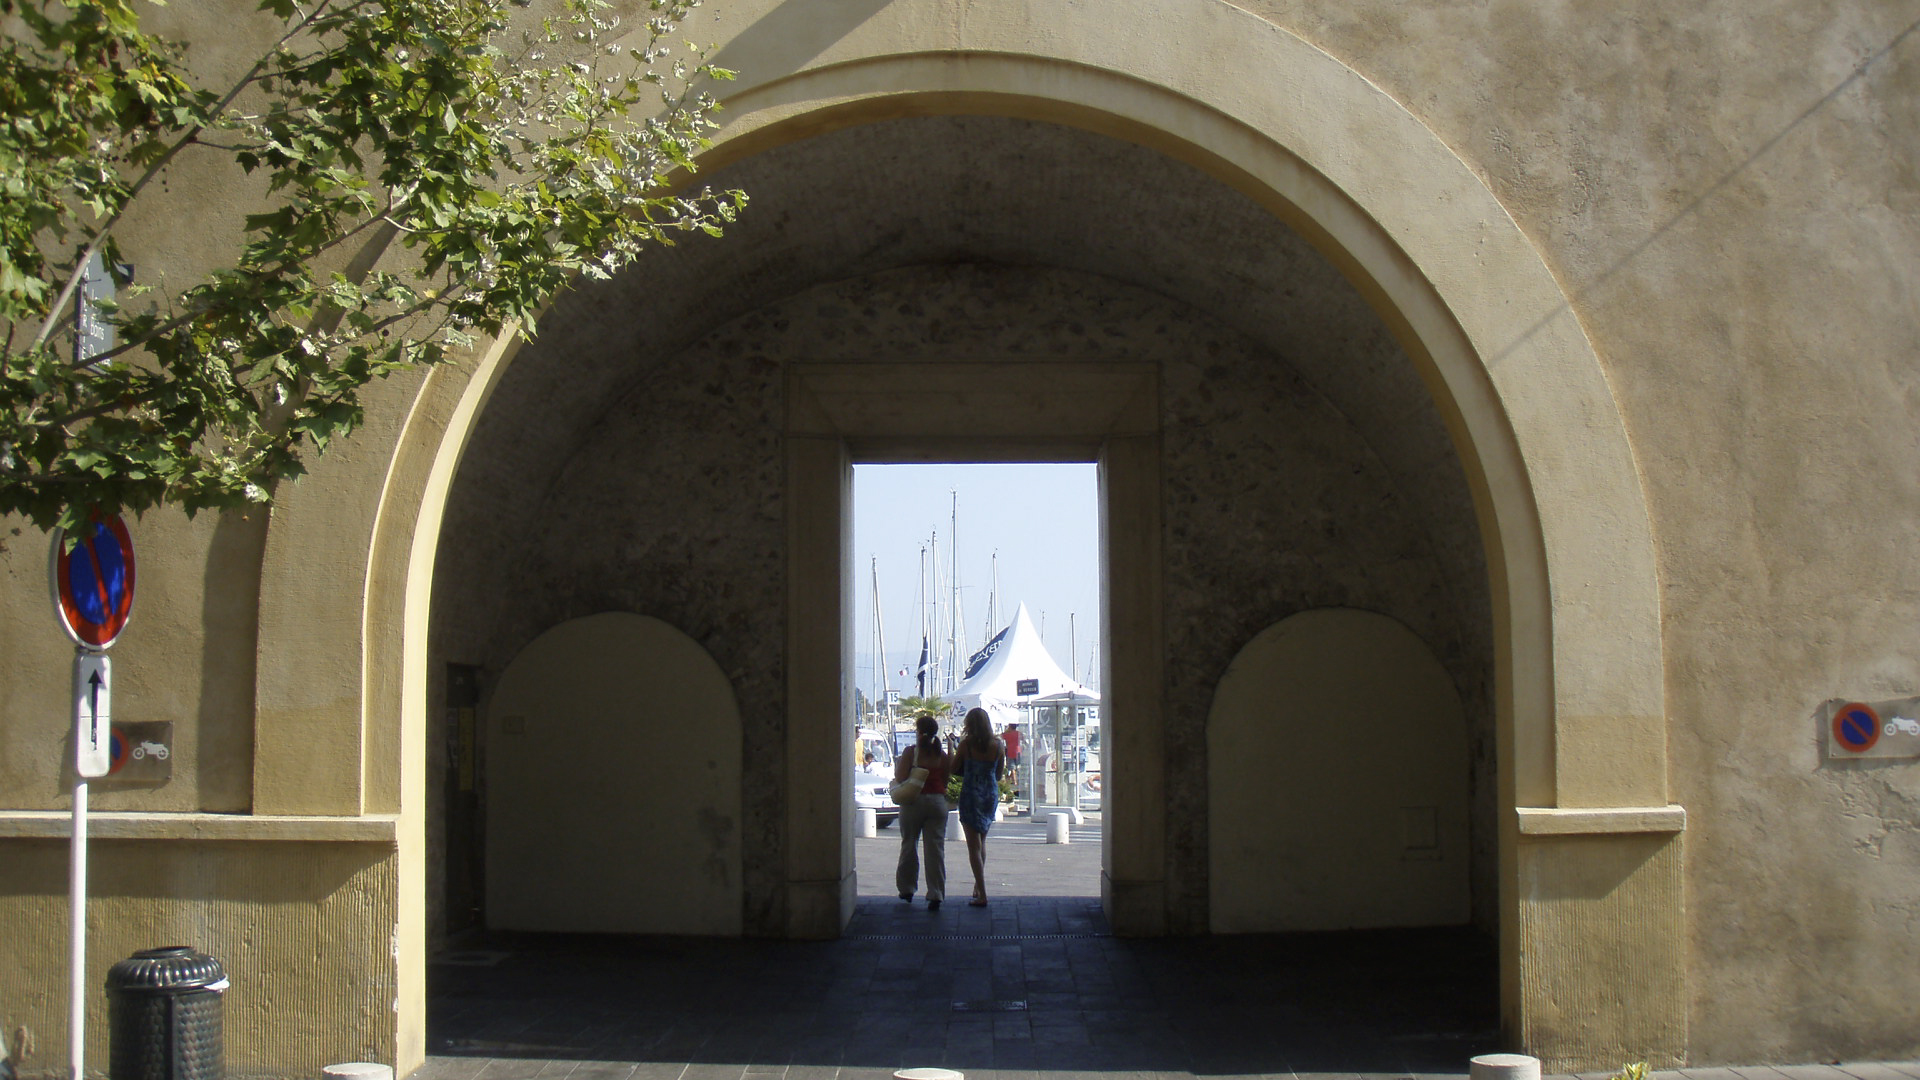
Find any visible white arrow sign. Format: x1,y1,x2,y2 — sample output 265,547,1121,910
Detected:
73,652,110,778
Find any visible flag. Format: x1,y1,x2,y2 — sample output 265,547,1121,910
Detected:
915,637,929,696
964,625,1009,681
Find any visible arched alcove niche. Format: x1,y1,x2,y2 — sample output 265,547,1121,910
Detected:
329,1,1683,1068
1210,608,1470,933
484,612,743,935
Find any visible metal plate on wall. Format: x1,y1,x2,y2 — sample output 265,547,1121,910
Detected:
1823,698,1920,760
109,721,173,781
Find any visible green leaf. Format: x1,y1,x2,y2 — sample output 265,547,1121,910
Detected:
0,0,744,529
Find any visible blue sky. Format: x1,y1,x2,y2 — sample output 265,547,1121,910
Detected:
853,463,1099,701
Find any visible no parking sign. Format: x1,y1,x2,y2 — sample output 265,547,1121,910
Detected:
49,513,136,650
49,514,136,779
1824,696,1920,760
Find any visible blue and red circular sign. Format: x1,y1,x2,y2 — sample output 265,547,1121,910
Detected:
49,513,136,649
1833,702,1881,753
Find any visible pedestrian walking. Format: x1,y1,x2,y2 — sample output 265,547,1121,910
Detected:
894,713,952,909
955,707,1006,906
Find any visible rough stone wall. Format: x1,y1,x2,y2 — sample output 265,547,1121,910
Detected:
1160,323,1492,933
433,247,1492,941
431,294,789,934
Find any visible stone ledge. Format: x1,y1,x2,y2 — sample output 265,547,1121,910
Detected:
0,811,400,843
1516,804,1687,836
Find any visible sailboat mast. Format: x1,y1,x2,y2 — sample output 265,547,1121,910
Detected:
916,541,931,698
984,551,999,641
928,530,942,695
948,489,961,695
871,556,890,719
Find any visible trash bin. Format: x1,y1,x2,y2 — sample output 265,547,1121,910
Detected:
106,946,227,1080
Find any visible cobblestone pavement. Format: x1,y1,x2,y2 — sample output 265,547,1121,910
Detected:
416,813,1920,1080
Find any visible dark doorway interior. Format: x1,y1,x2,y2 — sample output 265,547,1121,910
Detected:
442,663,484,937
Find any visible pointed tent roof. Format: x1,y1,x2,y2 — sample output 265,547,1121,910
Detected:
949,603,1099,726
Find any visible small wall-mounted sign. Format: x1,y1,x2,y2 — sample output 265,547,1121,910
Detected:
108,721,173,782
1016,678,1039,697
1823,698,1920,760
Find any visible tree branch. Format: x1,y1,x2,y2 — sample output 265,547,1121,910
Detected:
32,0,348,352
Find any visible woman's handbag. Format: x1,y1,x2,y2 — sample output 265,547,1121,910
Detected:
889,765,930,806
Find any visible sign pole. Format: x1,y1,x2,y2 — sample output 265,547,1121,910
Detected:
50,512,134,1080
70,741,88,1080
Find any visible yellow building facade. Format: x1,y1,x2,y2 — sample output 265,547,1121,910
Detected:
3,0,1917,1075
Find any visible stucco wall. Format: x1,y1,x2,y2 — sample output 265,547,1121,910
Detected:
0,510,261,814
0,837,397,1079
1219,0,1920,1061
2,0,1917,1069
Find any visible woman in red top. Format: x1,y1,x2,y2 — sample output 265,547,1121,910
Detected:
894,713,953,909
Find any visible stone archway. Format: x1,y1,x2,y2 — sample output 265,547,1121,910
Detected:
327,1,1681,1068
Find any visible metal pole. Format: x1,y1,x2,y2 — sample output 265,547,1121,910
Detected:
70,771,87,1079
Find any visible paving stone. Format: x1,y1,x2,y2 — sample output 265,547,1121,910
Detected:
1779,1067,1863,1080
1836,1066,1920,1080
564,1064,643,1080
1677,1068,1747,1080
1731,1068,1799,1080
411,1060,495,1080
475,1061,562,1080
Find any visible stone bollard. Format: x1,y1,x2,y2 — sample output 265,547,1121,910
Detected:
857,807,877,838
1469,1054,1540,1080
1046,811,1071,844
324,1065,394,1080
947,809,962,839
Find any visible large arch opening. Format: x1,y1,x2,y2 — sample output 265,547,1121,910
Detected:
423,107,1498,945
358,10,1676,1066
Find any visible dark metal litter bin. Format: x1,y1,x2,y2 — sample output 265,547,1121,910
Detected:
106,946,227,1080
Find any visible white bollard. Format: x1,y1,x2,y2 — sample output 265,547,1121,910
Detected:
857,807,877,838
947,808,962,839
323,1065,394,1080
1469,1054,1540,1080
1046,811,1071,844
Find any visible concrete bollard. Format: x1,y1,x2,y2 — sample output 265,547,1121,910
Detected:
1469,1054,1540,1080
1046,811,1071,844
324,1065,394,1080
856,807,877,837
947,808,962,839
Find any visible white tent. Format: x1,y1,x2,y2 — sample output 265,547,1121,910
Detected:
948,603,1099,728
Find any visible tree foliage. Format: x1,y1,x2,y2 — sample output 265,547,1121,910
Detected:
897,695,952,721
1,0,743,535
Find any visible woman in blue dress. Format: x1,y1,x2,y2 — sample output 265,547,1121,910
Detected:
955,707,1006,906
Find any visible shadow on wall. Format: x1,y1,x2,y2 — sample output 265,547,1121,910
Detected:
485,612,744,934
705,0,898,90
